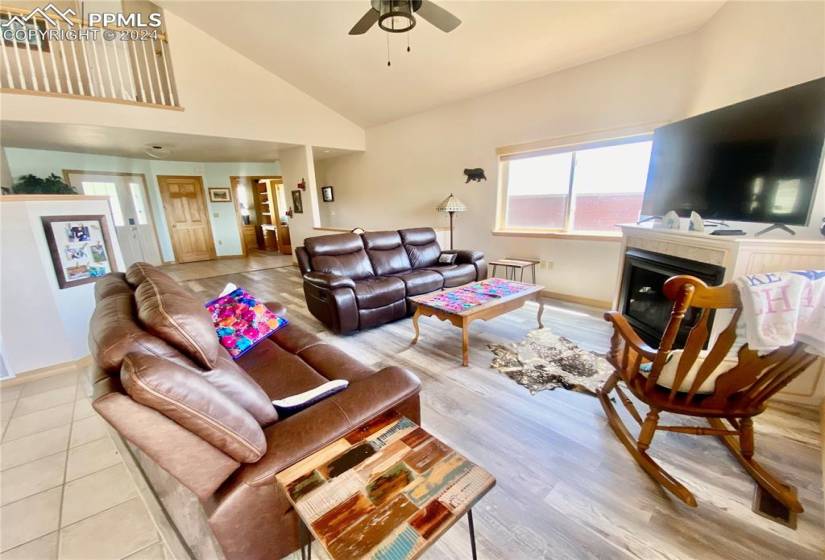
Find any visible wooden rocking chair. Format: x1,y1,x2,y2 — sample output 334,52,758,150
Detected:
598,275,817,512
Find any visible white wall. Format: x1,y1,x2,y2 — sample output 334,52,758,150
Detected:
280,145,320,258
0,9,365,151
0,196,125,375
314,33,700,304
315,2,825,304
2,147,281,261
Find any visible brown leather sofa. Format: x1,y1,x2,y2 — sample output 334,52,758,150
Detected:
296,227,486,333
88,262,421,560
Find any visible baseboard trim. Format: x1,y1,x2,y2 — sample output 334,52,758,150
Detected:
540,290,611,310
1,355,92,387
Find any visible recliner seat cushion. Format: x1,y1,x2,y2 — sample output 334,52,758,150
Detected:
362,231,413,276
399,228,441,269
135,277,220,369
237,339,329,399
423,263,476,287
353,277,406,309
389,269,444,296
304,233,374,280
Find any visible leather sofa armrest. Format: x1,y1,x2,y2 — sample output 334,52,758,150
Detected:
304,271,356,291
239,366,422,486
444,249,484,263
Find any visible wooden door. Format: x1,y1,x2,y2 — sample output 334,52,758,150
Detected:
157,176,216,263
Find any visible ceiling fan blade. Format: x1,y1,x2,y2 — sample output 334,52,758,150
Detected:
349,9,379,35
415,0,461,32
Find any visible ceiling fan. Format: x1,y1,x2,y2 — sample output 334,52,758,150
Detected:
349,0,461,35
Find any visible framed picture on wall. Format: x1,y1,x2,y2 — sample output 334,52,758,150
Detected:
321,186,334,202
41,215,117,289
208,187,232,202
291,190,304,213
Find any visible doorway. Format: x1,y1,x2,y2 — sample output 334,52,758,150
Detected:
230,176,290,254
63,170,162,266
157,175,216,263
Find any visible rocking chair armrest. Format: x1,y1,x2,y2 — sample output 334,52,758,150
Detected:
603,312,658,361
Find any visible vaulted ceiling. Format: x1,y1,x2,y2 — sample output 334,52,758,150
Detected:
161,1,724,127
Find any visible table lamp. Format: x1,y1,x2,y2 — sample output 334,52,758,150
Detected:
437,193,467,250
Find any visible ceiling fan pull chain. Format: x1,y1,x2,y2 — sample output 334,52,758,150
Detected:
407,31,411,53
387,33,391,67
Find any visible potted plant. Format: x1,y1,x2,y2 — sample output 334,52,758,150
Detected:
8,174,77,194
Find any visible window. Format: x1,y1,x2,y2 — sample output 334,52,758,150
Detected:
500,137,652,233
80,181,125,226
129,182,149,224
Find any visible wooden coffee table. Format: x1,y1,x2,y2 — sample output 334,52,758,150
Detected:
276,411,495,560
410,279,544,366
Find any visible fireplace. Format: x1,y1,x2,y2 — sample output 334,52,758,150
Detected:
619,249,725,348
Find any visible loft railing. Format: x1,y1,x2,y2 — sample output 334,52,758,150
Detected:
0,5,179,108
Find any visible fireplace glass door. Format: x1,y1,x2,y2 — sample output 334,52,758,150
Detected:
620,249,725,348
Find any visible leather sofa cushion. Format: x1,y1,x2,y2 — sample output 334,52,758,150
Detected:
359,301,406,330
135,277,220,369
238,339,329,400
95,273,132,301
423,263,477,287
200,352,279,426
304,233,374,280
121,353,266,463
353,277,406,309
362,231,412,276
389,269,444,296
89,294,185,373
269,323,322,354
399,228,441,269
298,344,374,383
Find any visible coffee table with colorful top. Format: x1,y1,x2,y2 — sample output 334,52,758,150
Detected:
409,278,544,366
276,411,495,560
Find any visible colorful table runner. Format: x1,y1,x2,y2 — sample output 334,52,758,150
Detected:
418,278,532,313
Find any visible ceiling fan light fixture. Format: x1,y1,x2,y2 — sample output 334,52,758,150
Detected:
378,0,415,33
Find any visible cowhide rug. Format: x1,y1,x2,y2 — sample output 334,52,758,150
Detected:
488,328,614,395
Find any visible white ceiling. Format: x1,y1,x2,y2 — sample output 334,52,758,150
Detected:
161,1,724,127
0,121,298,162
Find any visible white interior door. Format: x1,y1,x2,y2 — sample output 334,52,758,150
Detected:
68,173,162,267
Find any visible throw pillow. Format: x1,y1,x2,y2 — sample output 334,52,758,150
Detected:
438,252,457,265
206,288,288,359
272,379,348,417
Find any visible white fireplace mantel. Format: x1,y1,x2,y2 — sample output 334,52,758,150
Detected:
614,223,825,405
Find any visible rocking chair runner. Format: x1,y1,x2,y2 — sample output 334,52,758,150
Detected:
598,275,817,512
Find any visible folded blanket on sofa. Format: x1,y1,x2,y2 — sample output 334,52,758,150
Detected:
735,270,825,356
272,380,349,416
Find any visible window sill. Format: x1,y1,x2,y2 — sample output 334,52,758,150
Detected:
492,229,622,242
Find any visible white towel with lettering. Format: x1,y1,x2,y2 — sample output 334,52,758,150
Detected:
735,270,825,356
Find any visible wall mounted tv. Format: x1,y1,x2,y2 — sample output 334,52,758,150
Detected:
642,77,825,225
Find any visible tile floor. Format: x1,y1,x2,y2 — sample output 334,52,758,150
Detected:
0,367,173,559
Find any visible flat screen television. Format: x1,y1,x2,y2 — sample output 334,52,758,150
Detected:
642,78,825,225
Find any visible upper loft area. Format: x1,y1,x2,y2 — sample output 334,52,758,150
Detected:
0,0,178,109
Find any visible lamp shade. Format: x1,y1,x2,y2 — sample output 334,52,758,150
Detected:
436,193,467,213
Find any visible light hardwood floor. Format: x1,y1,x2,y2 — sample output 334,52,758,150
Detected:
180,265,823,560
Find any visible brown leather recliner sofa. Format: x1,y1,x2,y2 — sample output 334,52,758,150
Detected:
296,227,486,333
88,262,421,560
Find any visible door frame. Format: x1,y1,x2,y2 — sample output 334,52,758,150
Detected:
156,175,217,263
62,169,164,264
230,175,282,255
